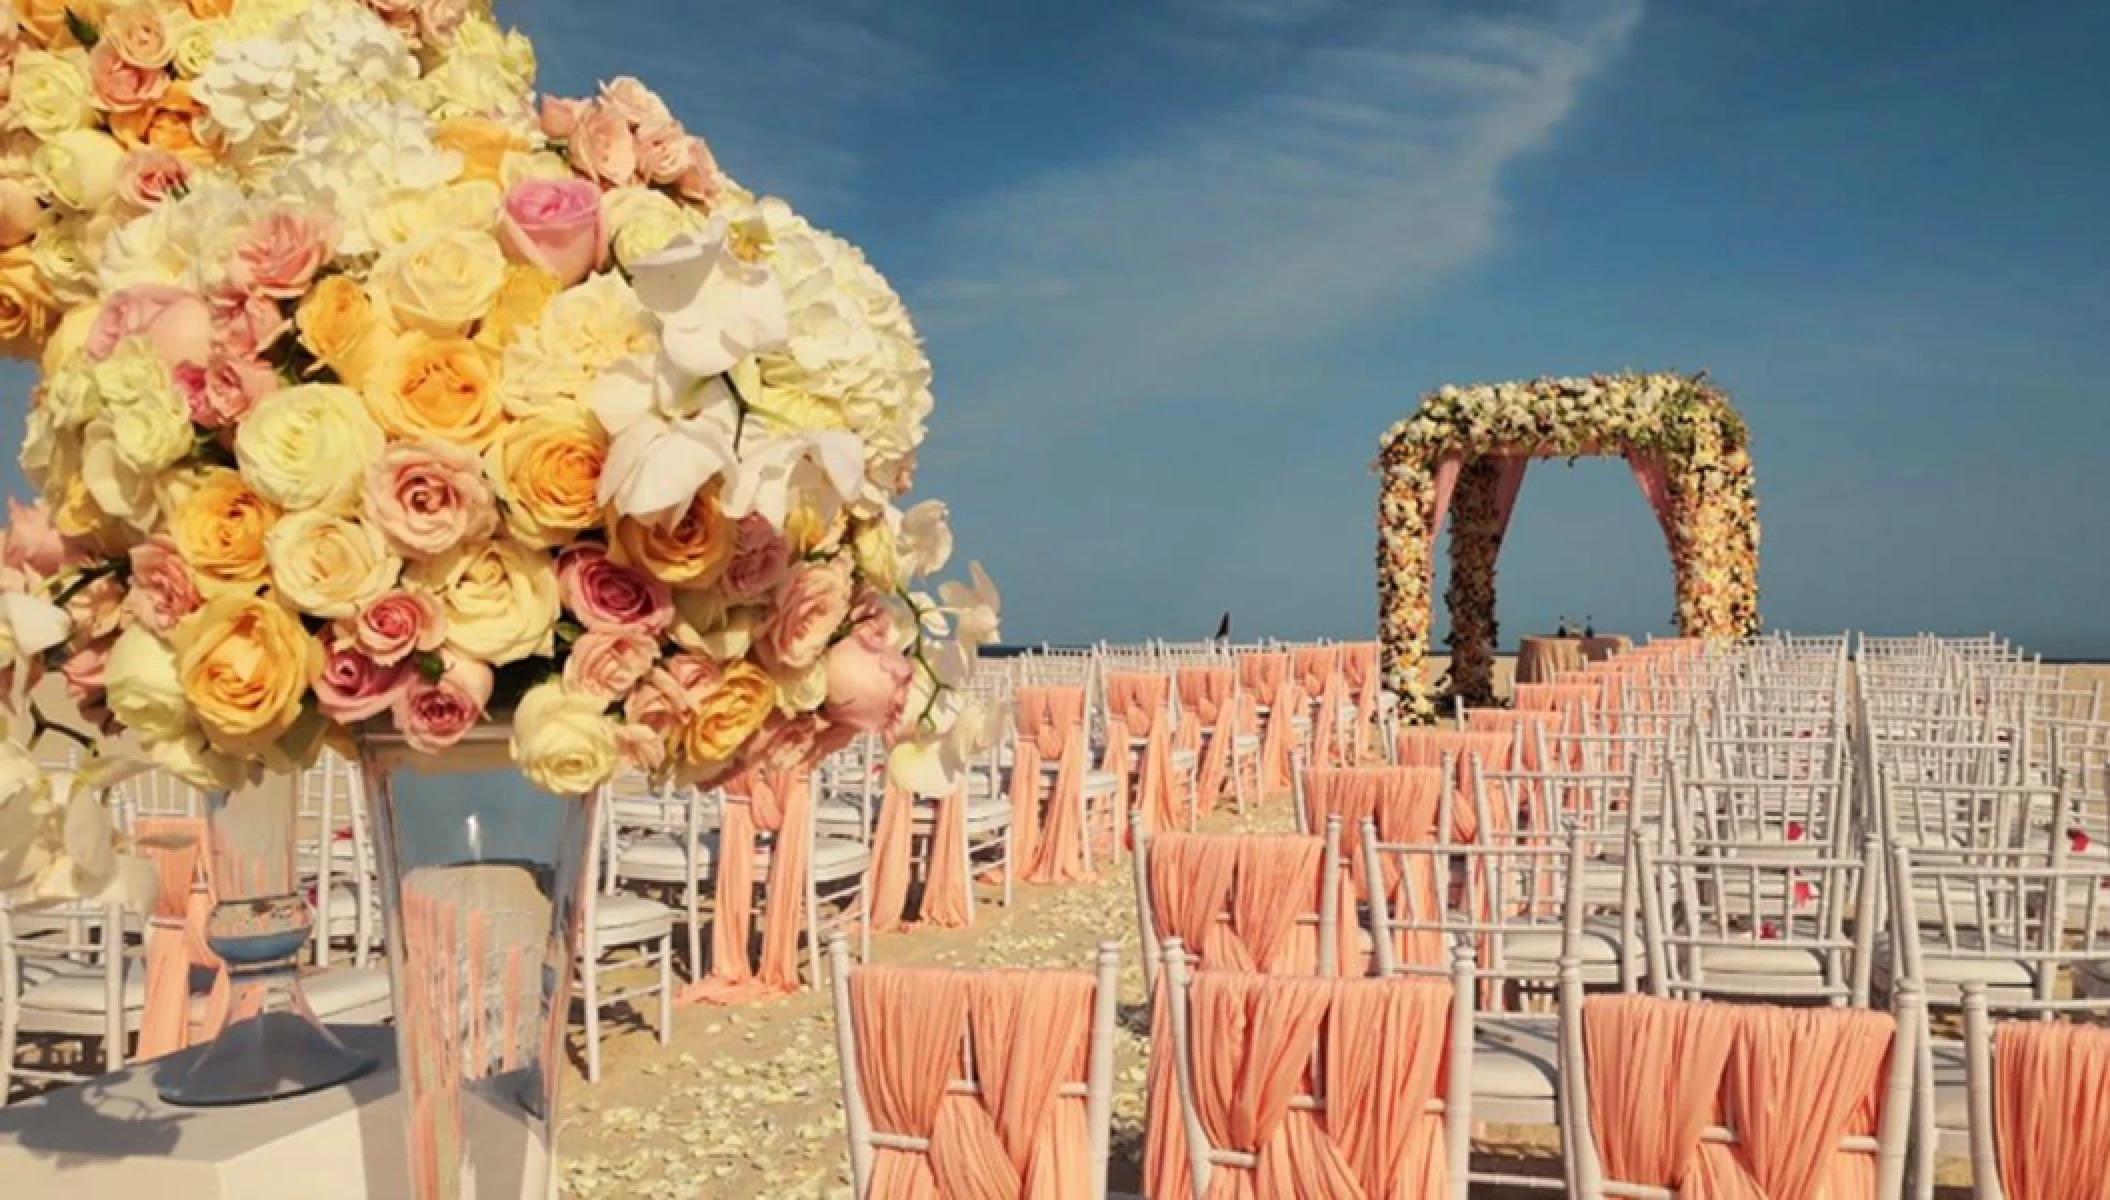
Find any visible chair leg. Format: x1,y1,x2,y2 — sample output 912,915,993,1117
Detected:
1001,830,1015,908
656,935,672,1048
583,954,602,1085
804,873,823,991
1,990,16,1106
686,913,703,988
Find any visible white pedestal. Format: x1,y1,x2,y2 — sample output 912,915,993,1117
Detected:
0,1025,545,1199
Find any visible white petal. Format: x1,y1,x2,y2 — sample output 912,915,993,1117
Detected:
587,357,660,437
1,594,71,658
888,737,960,797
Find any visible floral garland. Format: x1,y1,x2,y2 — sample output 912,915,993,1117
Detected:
0,0,1001,856
1376,372,1760,720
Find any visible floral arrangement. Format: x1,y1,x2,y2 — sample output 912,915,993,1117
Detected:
1375,372,1759,718
0,0,999,813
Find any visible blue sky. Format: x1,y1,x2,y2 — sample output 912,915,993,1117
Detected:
8,0,2109,653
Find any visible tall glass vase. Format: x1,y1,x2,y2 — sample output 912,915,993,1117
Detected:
158,788,379,1106
358,726,601,1200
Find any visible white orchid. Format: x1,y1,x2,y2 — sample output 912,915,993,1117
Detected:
896,501,953,578
938,561,1002,652
721,427,866,531
0,590,71,673
630,220,789,378
887,693,1008,796
592,355,742,523
0,747,158,913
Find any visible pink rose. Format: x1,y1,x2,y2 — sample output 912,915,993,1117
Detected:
0,178,41,248
567,106,639,188
315,640,412,723
415,0,468,44
496,179,605,287
175,354,276,427
556,542,672,634
540,95,586,141
823,615,913,733
759,558,854,672
614,722,666,775
349,589,445,667
229,207,338,299
675,138,722,208
598,77,671,127
88,43,168,113
124,536,201,635
2,497,69,578
623,655,719,741
361,441,499,561
722,514,791,600
66,574,123,641
88,284,213,366
635,120,693,186
747,712,824,775
61,636,113,726
206,283,288,360
116,149,190,210
563,628,658,701
393,653,494,753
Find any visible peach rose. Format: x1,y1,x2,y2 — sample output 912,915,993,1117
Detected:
539,95,585,141
115,148,190,209
598,77,670,127
607,486,735,588
170,467,278,593
614,721,665,775
102,2,173,69
360,439,498,561
556,541,671,634
125,535,201,634
170,592,319,756
676,138,722,208
496,178,604,288
487,410,604,546
61,633,113,724
392,652,492,753
313,639,410,723
679,661,775,774
722,514,791,599
108,81,209,160
566,106,638,188
364,332,505,447
758,558,853,672
207,282,287,360
621,659,715,744
229,207,339,299
66,571,124,641
347,588,445,666
823,614,913,733
174,354,275,427
746,712,825,776
562,627,657,701
294,275,382,386
635,120,693,186
0,179,42,248
2,496,69,578
88,283,211,366
88,42,166,111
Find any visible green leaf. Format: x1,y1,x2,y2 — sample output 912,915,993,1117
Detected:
64,7,99,48
415,653,446,684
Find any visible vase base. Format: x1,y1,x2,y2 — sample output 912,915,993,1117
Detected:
156,1010,379,1107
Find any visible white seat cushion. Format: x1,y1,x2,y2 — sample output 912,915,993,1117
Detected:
20,961,147,1014
618,832,714,880
811,837,872,881
1473,1017,1560,1100
1874,934,2037,993
813,800,865,829
301,966,392,1021
913,796,1013,833
1695,942,1830,977
1503,918,1633,966
1233,735,1261,753
595,894,676,942
1082,770,1119,797
1169,749,1198,771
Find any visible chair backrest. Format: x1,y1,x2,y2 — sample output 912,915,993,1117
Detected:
1362,822,1590,999
827,938,1119,1200
1889,845,2110,1015
1635,834,1882,1006
1878,772,2070,854
1149,942,1473,1200
1131,819,1350,988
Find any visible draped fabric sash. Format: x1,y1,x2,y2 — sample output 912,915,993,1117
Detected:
1107,671,1182,839
1010,686,1093,885
1177,666,1241,815
1291,646,1344,770
1392,730,1514,841
1994,1021,2110,1200
135,816,229,1060
1145,973,1453,1200
850,965,1099,1198
1298,767,1447,969
870,772,974,935
1146,833,1361,978
1239,653,1298,795
1338,642,1382,765
685,765,815,1004
1583,994,1896,1200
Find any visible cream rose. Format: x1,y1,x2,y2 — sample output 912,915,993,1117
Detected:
32,130,126,211
94,342,191,473
104,623,191,739
264,510,402,619
10,51,95,141
369,228,507,336
405,537,560,666
234,384,386,513
510,679,621,795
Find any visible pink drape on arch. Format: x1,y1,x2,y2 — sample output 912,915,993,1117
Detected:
1625,451,1679,546
1426,449,1673,554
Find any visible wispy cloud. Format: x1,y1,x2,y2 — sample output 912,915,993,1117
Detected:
916,0,1645,439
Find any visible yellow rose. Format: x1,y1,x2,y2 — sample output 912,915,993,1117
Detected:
94,341,190,472
235,383,384,512
433,117,526,185
148,731,250,792
31,129,124,210
41,301,100,378
171,21,221,77
370,228,507,336
609,485,735,588
107,81,211,160
363,180,501,254
105,623,191,738
406,537,559,666
265,510,401,619
538,272,652,371
485,410,606,547
602,187,688,269
171,467,279,593
499,150,573,189
680,662,775,772
849,519,902,593
364,332,505,447
8,51,94,141
15,0,106,48
0,245,57,360
295,275,386,388
510,679,620,795
29,217,99,306
80,422,159,528
474,263,560,355
170,591,319,758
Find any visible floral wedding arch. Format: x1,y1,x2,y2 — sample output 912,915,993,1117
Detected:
1375,372,1761,718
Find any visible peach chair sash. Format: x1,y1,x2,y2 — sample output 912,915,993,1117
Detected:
1239,652,1299,794
1583,994,1896,1200
134,816,230,1060
1146,973,1452,1200
1392,730,1513,841
1146,833,1359,978
1177,667,1242,814
1010,686,1093,885
1299,767,1447,969
1994,1021,2110,1200
685,764,816,1004
849,965,1099,1199
1291,646,1344,768
870,771,973,936
1338,643,1381,765
1107,671,1181,839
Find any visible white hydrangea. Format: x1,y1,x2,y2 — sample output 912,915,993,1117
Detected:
195,0,421,157
272,100,463,256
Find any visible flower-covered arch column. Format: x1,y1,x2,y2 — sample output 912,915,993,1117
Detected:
1376,373,1761,719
